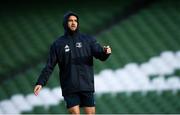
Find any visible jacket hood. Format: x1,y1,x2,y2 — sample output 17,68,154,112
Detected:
63,11,79,36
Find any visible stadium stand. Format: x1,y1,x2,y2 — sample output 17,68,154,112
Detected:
0,0,180,114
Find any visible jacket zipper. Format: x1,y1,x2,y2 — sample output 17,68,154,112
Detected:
72,37,80,90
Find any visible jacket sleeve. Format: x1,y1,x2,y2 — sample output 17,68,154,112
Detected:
90,37,110,61
35,44,57,86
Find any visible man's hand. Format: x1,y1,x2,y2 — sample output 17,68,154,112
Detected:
34,85,42,96
104,46,111,54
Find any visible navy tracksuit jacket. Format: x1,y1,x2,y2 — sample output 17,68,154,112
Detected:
36,12,110,96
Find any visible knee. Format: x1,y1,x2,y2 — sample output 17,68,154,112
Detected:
84,107,95,115
86,111,95,115
69,110,80,114
68,105,80,114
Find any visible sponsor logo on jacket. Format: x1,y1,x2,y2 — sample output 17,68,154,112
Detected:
64,45,70,52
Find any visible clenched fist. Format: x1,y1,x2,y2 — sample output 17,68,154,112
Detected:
104,45,111,54
34,85,42,96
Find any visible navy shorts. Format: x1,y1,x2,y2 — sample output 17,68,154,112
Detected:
63,91,95,109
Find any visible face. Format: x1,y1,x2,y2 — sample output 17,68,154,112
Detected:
67,15,78,31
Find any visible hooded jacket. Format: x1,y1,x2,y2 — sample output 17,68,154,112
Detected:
36,12,110,96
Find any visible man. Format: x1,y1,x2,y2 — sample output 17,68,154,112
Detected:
34,11,111,114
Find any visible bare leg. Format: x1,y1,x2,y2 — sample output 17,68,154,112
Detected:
68,105,80,114
84,107,95,115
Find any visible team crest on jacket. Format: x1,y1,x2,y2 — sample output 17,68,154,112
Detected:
76,42,82,48
64,45,70,52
